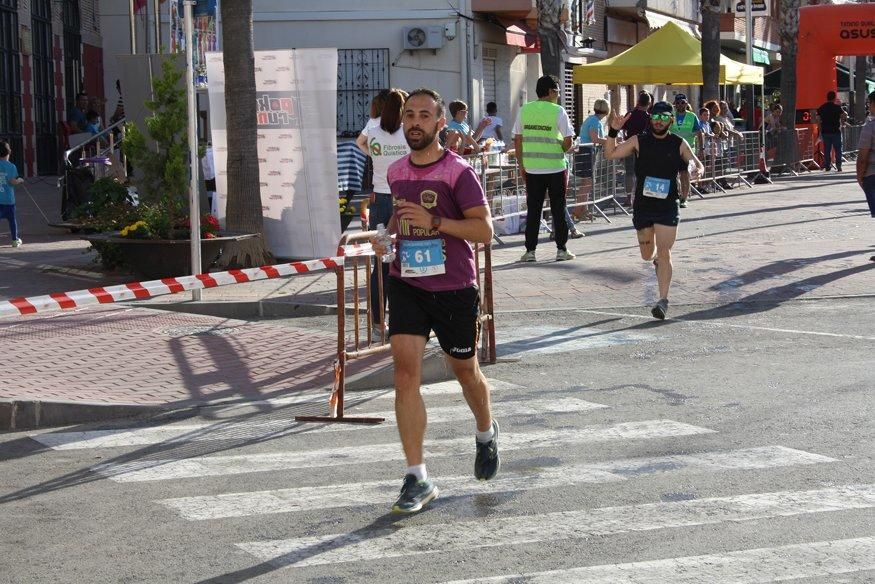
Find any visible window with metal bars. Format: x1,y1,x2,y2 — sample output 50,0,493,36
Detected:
32,0,58,175
0,0,23,171
336,49,390,138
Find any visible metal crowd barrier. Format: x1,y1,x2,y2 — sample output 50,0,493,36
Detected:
841,124,863,159
465,145,629,244
296,231,497,425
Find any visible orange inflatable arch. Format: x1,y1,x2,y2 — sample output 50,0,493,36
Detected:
796,4,875,124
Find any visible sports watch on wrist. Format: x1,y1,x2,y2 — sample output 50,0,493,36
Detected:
431,215,442,230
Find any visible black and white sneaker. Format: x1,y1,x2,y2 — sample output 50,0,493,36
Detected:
392,474,438,514
474,419,500,481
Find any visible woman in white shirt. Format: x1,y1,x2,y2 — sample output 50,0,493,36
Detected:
357,88,410,334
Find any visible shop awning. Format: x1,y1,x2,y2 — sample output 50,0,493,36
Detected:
504,20,540,53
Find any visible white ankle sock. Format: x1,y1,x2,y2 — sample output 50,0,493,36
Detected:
407,464,427,481
476,421,495,443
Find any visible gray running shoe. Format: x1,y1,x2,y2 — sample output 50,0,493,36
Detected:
520,250,537,263
392,474,439,514
474,419,500,480
651,298,669,320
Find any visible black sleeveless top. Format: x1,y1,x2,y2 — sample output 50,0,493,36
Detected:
634,132,683,213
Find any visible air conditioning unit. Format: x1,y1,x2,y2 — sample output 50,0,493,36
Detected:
403,26,445,51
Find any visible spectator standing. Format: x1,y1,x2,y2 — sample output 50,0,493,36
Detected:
477,101,503,144
445,100,481,155
621,92,653,198
514,75,577,263
0,141,25,248
359,89,410,336
579,99,609,146
371,87,499,513
670,94,702,207
68,92,89,132
817,90,849,172
857,90,875,262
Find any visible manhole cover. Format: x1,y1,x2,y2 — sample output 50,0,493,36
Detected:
157,325,243,337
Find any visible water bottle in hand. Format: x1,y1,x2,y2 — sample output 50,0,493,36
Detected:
375,223,395,263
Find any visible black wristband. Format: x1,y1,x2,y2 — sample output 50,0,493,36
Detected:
608,128,619,138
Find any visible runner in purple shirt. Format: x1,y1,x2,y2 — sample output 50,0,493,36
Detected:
371,88,500,515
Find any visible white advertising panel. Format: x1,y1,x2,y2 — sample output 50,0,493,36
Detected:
206,49,340,259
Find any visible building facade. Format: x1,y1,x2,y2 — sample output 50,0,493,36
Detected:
0,0,104,176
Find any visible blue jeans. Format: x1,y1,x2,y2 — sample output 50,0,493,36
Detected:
863,175,875,217
368,193,393,324
821,133,842,170
0,204,18,241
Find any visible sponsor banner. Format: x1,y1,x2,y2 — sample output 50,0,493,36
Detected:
206,49,340,259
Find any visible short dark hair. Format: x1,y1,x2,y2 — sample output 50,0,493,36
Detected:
448,100,468,117
0,141,10,158
827,90,836,101
535,75,560,98
699,107,709,115
868,90,875,103
486,101,497,114
406,87,445,118
637,92,651,107
86,110,100,122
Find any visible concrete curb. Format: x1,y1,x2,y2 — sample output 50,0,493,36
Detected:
0,399,166,431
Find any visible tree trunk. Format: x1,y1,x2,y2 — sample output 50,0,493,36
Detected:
778,0,801,131
536,0,565,80
219,0,271,267
700,0,722,102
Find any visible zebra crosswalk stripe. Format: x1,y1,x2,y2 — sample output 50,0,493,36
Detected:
236,485,875,568
91,420,714,482
440,537,875,584
32,398,607,450
156,446,836,521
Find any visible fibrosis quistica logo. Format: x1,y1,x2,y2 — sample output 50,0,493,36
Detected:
256,92,297,128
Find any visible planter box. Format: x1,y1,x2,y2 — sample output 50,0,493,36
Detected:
84,232,258,280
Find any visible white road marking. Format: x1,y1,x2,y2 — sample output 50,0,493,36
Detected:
32,398,606,450
157,446,835,521
200,378,523,409
497,326,656,356
442,537,875,584
578,309,875,341
236,484,875,568
91,420,713,482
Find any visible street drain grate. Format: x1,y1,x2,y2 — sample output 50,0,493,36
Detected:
157,325,244,337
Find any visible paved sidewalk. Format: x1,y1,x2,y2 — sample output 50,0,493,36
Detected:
1,171,873,428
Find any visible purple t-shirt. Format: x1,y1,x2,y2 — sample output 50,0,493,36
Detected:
387,150,487,292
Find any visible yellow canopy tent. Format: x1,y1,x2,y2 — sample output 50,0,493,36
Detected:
572,21,764,86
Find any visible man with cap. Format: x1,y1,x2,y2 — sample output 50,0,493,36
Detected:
669,94,703,208
604,101,704,320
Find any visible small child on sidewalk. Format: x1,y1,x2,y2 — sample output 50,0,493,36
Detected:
0,141,25,248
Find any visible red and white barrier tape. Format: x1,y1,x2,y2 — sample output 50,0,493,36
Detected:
339,242,376,257
0,256,343,318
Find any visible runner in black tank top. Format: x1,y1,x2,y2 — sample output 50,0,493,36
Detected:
602,101,704,320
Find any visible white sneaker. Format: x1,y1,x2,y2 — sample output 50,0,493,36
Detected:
556,249,576,261
11,238,22,248
519,250,536,262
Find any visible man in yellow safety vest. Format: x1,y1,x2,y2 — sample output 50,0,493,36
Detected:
669,93,703,207
513,75,577,263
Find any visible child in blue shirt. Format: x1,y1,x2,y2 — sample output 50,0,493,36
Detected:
0,141,25,247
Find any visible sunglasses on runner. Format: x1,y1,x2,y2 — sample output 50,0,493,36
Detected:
652,113,672,122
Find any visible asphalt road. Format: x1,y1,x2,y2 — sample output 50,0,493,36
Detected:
1,298,873,583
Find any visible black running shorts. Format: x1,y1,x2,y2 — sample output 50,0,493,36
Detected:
387,276,481,360
633,208,680,231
